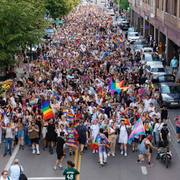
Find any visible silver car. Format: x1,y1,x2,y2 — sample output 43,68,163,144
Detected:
143,52,163,66
145,64,167,79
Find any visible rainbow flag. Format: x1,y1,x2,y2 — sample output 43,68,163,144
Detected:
68,113,74,119
52,86,58,96
133,109,137,115
23,67,25,71
146,114,149,119
74,121,78,128
42,101,55,121
118,37,123,43
133,91,136,97
154,95,158,100
81,105,84,111
124,119,130,125
65,60,69,66
12,109,17,116
29,99,36,106
105,142,111,151
101,79,105,83
111,106,115,111
40,82,43,86
28,80,33,85
10,121,13,127
112,38,118,48
116,51,120,57
36,62,40,67
108,79,125,94
63,109,67,114
7,108,11,115
99,36,103,40
99,106,103,113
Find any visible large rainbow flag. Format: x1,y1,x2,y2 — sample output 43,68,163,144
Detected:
128,118,146,144
42,101,55,121
108,79,125,94
52,86,58,96
112,38,118,47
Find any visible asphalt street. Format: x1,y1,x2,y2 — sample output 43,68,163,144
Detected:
1,1,180,180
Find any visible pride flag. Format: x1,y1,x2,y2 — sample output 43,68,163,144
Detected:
63,109,67,114
128,118,146,144
99,106,103,113
28,80,33,85
101,79,105,84
29,99,36,106
7,108,11,115
112,38,118,48
133,91,136,97
74,121,78,128
68,113,74,120
52,86,58,96
124,119,130,125
42,101,55,121
12,109,17,116
108,78,125,94
154,95,158,100
118,37,123,43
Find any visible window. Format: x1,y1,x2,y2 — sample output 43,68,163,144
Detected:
166,0,168,13
174,0,177,16
157,0,159,9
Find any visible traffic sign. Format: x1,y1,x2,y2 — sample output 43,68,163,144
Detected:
145,25,149,30
127,7,131,10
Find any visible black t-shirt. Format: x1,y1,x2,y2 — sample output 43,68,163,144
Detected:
161,105,168,117
48,123,55,134
56,137,65,154
0,100,6,107
126,100,132,107
161,128,169,141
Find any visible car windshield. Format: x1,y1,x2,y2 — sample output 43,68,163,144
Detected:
158,75,175,82
161,86,180,93
129,29,135,32
145,55,152,61
136,45,143,50
151,68,165,72
144,49,152,52
129,33,138,37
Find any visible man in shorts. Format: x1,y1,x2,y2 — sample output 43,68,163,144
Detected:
28,120,40,155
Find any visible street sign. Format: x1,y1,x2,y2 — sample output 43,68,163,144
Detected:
127,7,131,10
145,25,149,30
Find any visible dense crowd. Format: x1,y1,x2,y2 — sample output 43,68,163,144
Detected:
1,5,180,177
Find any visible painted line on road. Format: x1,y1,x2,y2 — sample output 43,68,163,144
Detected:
77,151,82,180
74,147,79,169
28,178,65,180
141,166,147,175
4,144,19,170
168,118,176,134
139,154,144,161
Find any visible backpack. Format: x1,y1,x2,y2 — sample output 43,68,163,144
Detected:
119,125,128,134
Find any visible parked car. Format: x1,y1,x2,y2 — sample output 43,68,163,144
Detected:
128,27,137,33
157,74,180,107
141,47,153,54
134,45,145,53
117,18,125,24
133,39,147,50
89,1,94,5
121,21,129,30
108,9,115,16
44,28,54,39
145,64,167,80
128,32,140,44
143,52,163,66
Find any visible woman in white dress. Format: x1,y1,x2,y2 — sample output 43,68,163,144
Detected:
90,119,99,153
118,120,131,157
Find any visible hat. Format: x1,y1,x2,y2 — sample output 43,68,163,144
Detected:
145,80,149,83
163,123,167,127
94,119,98,122
100,133,106,139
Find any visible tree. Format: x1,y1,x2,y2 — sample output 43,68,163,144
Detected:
114,0,129,10
0,0,49,69
45,0,80,19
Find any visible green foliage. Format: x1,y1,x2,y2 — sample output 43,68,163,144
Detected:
0,0,49,69
46,0,80,19
114,0,129,9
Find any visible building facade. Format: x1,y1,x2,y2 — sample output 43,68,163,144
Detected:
128,0,180,65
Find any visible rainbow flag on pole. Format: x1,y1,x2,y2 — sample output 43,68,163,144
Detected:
29,99,36,106
118,37,123,43
52,86,58,96
42,101,55,121
12,109,17,116
68,113,74,120
112,38,118,48
101,79,105,84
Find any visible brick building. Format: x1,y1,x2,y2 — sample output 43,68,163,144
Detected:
128,0,180,65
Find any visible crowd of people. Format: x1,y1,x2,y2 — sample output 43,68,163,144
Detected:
1,4,180,178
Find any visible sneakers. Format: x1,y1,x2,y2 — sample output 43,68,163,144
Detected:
53,166,58,170
96,150,99,153
92,150,95,154
32,150,36,154
124,152,127,157
9,153,12,156
112,153,115,156
21,146,24,150
178,139,180,143
3,154,7,157
135,148,138,152
136,160,141,164
108,153,110,156
37,150,40,155
121,150,123,155
50,149,53,154
132,148,134,152
80,151,83,155
148,163,154,167
19,145,21,149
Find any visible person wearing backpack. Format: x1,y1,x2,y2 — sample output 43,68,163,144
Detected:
1,122,16,157
118,120,131,157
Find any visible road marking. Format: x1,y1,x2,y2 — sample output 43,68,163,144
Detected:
139,154,144,161
168,118,176,134
4,144,19,170
77,151,82,180
141,166,147,175
28,178,65,180
74,147,79,169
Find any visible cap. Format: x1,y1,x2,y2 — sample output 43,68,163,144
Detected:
145,80,149,83
100,133,106,139
163,123,167,127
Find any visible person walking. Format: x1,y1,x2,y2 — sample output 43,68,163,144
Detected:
136,135,160,167
107,122,117,156
28,120,40,155
1,170,12,180
16,118,24,150
1,122,16,157
174,116,180,143
63,161,79,180
10,159,24,180
170,56,178,73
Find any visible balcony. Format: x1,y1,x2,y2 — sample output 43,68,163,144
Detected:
142,2,151,12
165,12,177,27
157,9,163,19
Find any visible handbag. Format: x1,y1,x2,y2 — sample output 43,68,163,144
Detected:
19,166,27,180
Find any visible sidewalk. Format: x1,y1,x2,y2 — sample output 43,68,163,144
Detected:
165,66,180,79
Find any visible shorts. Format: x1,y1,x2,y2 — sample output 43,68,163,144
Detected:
176,126,180,134
133,137,139,143
30,138,39,144
57,152,64,160
17,130,24,138
47,134,55,142
78,137,86,144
